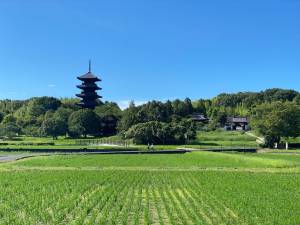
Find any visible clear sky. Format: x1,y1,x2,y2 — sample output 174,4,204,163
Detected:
0,0,299,108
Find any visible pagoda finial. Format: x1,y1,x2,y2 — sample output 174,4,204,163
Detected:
89,60,91,73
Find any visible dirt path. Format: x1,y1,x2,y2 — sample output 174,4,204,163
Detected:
246,132,264,144
0,154,38,162
0,150,189,163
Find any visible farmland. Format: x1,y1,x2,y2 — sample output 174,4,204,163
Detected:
11,151,300,169
0,130,259,151
0,130,298,225
0,151,300,225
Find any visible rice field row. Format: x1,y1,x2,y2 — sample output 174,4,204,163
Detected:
0,169,299,225
12,151,300,169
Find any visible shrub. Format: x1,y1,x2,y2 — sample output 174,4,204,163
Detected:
125,120,196,145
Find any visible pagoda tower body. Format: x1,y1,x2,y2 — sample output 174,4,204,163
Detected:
76,62,102,109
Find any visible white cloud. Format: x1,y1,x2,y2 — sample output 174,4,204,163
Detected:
48,84,56,88
117,100,147,110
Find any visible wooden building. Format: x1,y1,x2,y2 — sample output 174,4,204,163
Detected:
191,113,209,123
225,117,249,131
76,61,102,109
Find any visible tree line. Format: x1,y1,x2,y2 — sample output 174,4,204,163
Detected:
0,88,299,147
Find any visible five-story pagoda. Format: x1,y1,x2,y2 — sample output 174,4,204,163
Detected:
76,61,102,109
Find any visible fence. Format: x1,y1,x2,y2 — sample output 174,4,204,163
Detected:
75,139,132,147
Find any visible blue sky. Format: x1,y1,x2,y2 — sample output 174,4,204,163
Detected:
0,0,299,108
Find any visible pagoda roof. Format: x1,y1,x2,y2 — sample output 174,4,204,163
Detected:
77,72,101,82
76,93,102,99
77,84,101,90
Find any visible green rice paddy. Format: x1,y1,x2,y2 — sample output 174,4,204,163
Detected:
0,131,299,224
0,151,299,224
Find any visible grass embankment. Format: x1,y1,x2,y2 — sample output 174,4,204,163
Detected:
9,151,300,170
0,152,300,224
194,130,258,147
0,135,136,151
0,131,259,151
136,131,258,151
264,149,300,153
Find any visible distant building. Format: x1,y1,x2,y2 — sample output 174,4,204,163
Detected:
225,117,249,131
191,113,209,123
76,61,102,109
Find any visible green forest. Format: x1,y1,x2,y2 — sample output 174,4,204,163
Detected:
0,88,299,148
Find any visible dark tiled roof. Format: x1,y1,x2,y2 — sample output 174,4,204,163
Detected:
77,84,101,90
192,114,209,121
227,117,248,123
77,72,101,81
76,93,101,98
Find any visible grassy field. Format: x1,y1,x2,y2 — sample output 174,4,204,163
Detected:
0,135,129,149
0,151,300,224
0,130,259,151
193,130,258,147
11,151,300,169
0,131,298,224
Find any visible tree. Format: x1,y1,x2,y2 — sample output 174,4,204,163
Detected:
95,102,122,136
117,104,139,132
137,101,173,123
273,89,298,102
0,122,21,139
172,99,192,117
214,110,227,126
184,98,194,115
0,100,25,115
125,121,162,145
60,98,81,109
0,112,4,123
27,97,61,117
68,109,102,137
68,124,85,138
95,102,122,118
251,102,300,148
125,119,196,145
54,107,73,124
22,125,41,136
1,114,17,124
40,117,67,139
193,99,207,115
44,110,55,120
170,119,197,144
294,95,300,105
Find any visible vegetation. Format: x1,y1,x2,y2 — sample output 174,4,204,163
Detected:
0,88,299,147
125,120,196,145
68,109,102,137
0,130,258,151
251,101,300,148
13,151,300,169
0,152,300,224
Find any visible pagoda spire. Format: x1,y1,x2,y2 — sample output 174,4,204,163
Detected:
89,60,91,73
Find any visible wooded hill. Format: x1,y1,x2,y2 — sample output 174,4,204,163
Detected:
0,88,299,147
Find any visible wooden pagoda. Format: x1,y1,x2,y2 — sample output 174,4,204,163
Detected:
76,61,102,109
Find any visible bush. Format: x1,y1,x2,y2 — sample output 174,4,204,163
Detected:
0,143,8,145
261,135,280,148
125,120,196,145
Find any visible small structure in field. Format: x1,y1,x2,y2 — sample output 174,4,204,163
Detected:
225,117,249,131
191,113,209,123
76,61,102,109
